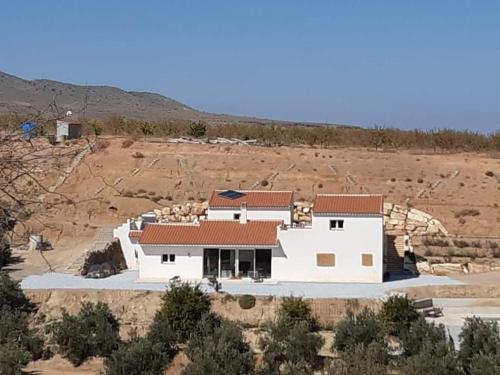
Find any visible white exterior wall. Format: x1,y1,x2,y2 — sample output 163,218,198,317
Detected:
113,221,140,270
273,214,384,283
207,208,292,225
56,121,69,137
138,246,203,281
114,211,383,283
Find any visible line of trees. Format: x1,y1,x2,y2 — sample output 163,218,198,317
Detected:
1,273,500,374
1,113,499,151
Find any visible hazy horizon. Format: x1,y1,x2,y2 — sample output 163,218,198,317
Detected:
2,1,499,133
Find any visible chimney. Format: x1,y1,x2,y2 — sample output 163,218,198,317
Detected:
240,203,247,224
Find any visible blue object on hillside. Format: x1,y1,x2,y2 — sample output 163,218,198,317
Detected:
20,121,37,141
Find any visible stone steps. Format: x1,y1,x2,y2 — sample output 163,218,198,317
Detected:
65,227,114,273
385,235,406,274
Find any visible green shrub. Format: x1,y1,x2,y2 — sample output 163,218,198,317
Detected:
469,353,500,375
333,308,383,353
279,296,316,329
0,342,31,375
104,337,176,375
402,340,460,375
459,317,500,373
0,272,33,312
379,295,420,336
183,318,254,375
0,239,12,269
152,281,211,343
0,308,43,361
189,121,207,138
326,341,388,375
259,319,324,374
52,301,120,366
401,316,452,357
238,295,256,310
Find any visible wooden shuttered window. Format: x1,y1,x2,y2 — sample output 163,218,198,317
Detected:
362,254,373,267
317,253,335,267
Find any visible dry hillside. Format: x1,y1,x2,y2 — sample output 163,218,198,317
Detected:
11,137,498,277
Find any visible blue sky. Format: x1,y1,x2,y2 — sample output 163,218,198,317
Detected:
1,1,499,132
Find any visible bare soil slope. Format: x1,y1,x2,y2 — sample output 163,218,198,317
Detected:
15,138,500,276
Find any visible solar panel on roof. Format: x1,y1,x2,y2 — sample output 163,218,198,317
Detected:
218,190,245,200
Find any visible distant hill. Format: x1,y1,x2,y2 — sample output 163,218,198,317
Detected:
0,71,332,126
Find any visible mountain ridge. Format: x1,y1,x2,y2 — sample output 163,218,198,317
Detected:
0,71,338,126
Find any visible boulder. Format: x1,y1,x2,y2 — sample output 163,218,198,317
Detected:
431,263,464,275
192,206,205,216
407,209,431,223
383,202,393,215
301,215,312,223
390,212,406,221
162,207,171,216
435,220,449,236
201,201,209,209
467,262,492,273
416,261,431,273
303,207,311,214
392,205,408,215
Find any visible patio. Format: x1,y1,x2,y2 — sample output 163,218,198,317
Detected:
21,270,463,299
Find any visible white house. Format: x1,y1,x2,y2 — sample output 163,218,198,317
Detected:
114,190,384,283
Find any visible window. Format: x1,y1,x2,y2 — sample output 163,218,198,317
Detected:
329,220,344,230
317,253,335,267
162,254,175,263
233,213,241,220
362,254,373,267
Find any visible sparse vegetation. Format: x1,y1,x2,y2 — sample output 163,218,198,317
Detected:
121,139,134,148
423,238,449,247
453,239,470,248
188,121,207,138
131,151,144,159
455,209,481,218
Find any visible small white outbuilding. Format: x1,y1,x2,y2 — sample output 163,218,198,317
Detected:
56,118,83,140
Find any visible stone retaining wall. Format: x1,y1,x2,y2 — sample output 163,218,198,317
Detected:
147,200,447,237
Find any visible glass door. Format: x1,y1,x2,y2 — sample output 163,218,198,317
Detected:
238,250,254,277
203,248,219,278
256,249,272,278
220,250,235,278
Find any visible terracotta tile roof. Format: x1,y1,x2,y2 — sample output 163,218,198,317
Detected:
129,230,142,238
313,194,384,215
138,220,281,246
209,190,293,209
